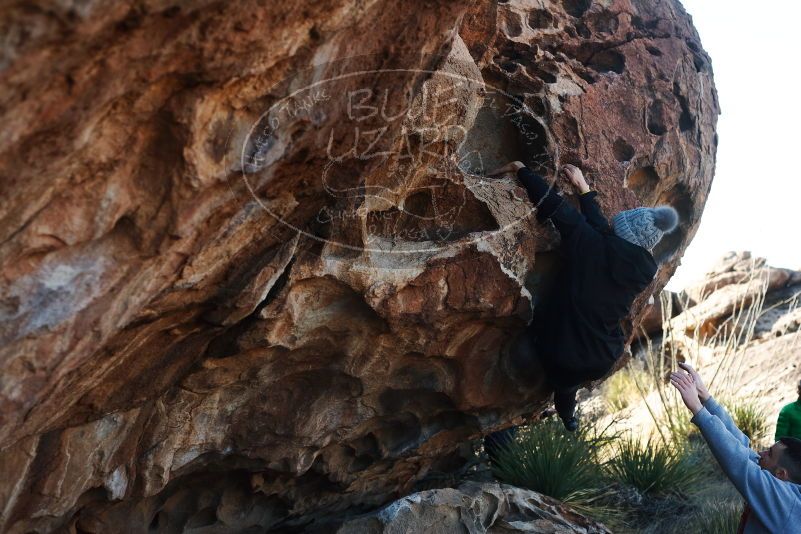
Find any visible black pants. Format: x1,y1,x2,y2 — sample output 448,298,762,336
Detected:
510,329,579,421
554,385,579,421
518,167,582,421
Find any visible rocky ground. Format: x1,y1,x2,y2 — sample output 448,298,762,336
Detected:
332,482,610,534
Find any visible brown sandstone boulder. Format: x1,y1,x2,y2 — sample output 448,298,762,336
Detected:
0,0,718,530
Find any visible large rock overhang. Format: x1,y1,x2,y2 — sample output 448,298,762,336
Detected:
0,0,718,531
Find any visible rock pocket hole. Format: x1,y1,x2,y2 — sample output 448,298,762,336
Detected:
501,10,523,37
528,62,558,84
646,19,661,30
527,95,547,116
379,388,455,415
589,12,619,34
647,100,669,136
500,61,519,73
626,166,660,204
673,82,695,132
149,510,167,531
458,92,553,177
613,138,635,162
373,413,423,456
425,410,477,433
367,182,499,243
652,184,693,264
691,53,707,73
686,40,708,72
574,22,592,38
528,9,555,29
646,45,663,56
185,507,218,529
349,433,382,461
563,0,592,18
577,69,597,84
588,49,625,74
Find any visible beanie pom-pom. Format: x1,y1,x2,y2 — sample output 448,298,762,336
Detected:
652,205,679,233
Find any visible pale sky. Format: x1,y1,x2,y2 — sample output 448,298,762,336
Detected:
666,0,801,290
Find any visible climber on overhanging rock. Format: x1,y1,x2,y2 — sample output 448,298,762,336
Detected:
487,160,679,431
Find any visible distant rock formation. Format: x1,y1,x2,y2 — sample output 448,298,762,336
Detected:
613,251,801,441
0,0,718,531
639,251,801,341
674,251,801,337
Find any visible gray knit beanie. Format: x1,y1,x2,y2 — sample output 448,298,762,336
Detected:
612,205,679,250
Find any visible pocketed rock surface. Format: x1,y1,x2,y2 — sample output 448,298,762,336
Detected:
0,0,718,531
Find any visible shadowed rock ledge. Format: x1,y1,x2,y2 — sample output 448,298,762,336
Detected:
0,0,718,531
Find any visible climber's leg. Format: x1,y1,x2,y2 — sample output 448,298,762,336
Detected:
553,385,580,431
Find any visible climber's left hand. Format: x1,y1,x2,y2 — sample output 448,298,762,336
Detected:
487,161,525,176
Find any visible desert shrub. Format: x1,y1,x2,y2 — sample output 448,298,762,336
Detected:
724,399,769,446
488,416,628,527
607,434,700,497
658,397,699,445
687,499,742,534
489,416,614,505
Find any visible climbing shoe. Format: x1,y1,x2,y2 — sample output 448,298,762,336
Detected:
562,416,579,432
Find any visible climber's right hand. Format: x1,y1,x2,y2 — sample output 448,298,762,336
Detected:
560,164,590,194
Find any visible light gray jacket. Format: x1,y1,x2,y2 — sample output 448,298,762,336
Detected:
692,396,801,533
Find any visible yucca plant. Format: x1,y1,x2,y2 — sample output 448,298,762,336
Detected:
607,434,700,497
688,499,743,534
724,399,769,446
489,416,615,505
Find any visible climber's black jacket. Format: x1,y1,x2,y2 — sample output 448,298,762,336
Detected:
517,166,658,392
